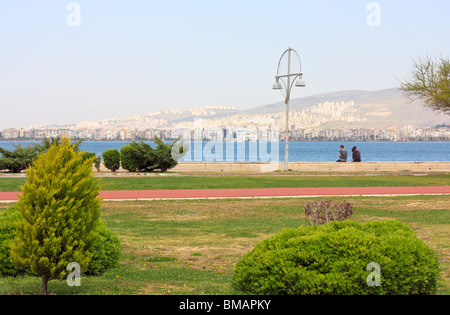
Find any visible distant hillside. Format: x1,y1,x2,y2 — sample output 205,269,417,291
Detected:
155,107,240,124
48,88,449,131
243,88,449,128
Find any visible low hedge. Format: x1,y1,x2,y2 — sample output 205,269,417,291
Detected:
233,220,441,295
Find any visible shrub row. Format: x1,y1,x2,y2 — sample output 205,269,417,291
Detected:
102,137,186,172
0,136,184,173
0,137,101,173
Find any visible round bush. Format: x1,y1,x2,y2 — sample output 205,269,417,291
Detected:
85,221,122,275
120,145,139,172
0,206,121,277
102,149,121,172
233,220,441,295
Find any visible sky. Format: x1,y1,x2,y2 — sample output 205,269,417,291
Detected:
0,0,449,129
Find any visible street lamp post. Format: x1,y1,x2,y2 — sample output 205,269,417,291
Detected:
273,47,305,171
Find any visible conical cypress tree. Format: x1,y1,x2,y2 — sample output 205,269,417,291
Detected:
10,137,103,295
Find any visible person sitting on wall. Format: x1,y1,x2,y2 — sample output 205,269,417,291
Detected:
336,145,347,162
352,146,361,162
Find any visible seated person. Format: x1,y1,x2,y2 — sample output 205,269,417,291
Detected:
352,146,361,162
336,145,347,162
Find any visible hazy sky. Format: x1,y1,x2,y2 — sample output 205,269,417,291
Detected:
1,0,449,129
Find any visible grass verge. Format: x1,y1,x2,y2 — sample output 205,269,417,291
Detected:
0,195,449,295
0,174,449,192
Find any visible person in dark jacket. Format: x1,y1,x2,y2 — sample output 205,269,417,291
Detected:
352,146,361,162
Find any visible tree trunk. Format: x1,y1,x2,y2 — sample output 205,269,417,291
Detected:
40,275,49,295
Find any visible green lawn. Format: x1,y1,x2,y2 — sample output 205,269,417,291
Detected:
0,174,448,192
0,195,449,295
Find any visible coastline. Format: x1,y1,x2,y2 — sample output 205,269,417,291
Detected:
6,161,450,176
1,162,449,177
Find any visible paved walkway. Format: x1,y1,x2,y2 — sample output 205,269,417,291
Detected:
0,186,449,202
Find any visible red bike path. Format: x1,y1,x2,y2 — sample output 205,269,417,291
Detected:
0,186,449,202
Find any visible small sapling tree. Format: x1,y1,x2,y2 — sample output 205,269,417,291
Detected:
10,137,103,295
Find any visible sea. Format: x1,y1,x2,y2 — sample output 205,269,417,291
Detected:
1,140,449,163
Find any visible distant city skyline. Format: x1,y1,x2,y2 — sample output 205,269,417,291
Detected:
1,1,449,129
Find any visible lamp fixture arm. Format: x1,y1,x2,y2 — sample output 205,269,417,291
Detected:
275,48,303,78
278,73,303,100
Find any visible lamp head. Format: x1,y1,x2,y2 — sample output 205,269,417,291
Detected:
295,74,306,87
273,79,282,90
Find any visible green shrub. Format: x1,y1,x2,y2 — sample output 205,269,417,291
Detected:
0,138,83,173
0,206,26,276
0,144,40,173
120,142,158,172
153,136,186,172
233,220,441,295
82,152,96,162
36,136,82,153
120,137,187,173
120,144,140,172
0,206,121,277
93,155,102,172
82,152,102,172
10,137,103,295
102,149,121,172
86,221,122,275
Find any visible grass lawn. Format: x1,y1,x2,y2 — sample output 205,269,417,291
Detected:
0,195,449,295
0,174,449,192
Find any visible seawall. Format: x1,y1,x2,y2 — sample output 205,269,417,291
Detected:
171,162,450,173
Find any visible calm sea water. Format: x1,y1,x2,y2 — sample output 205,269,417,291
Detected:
1,141,449,162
